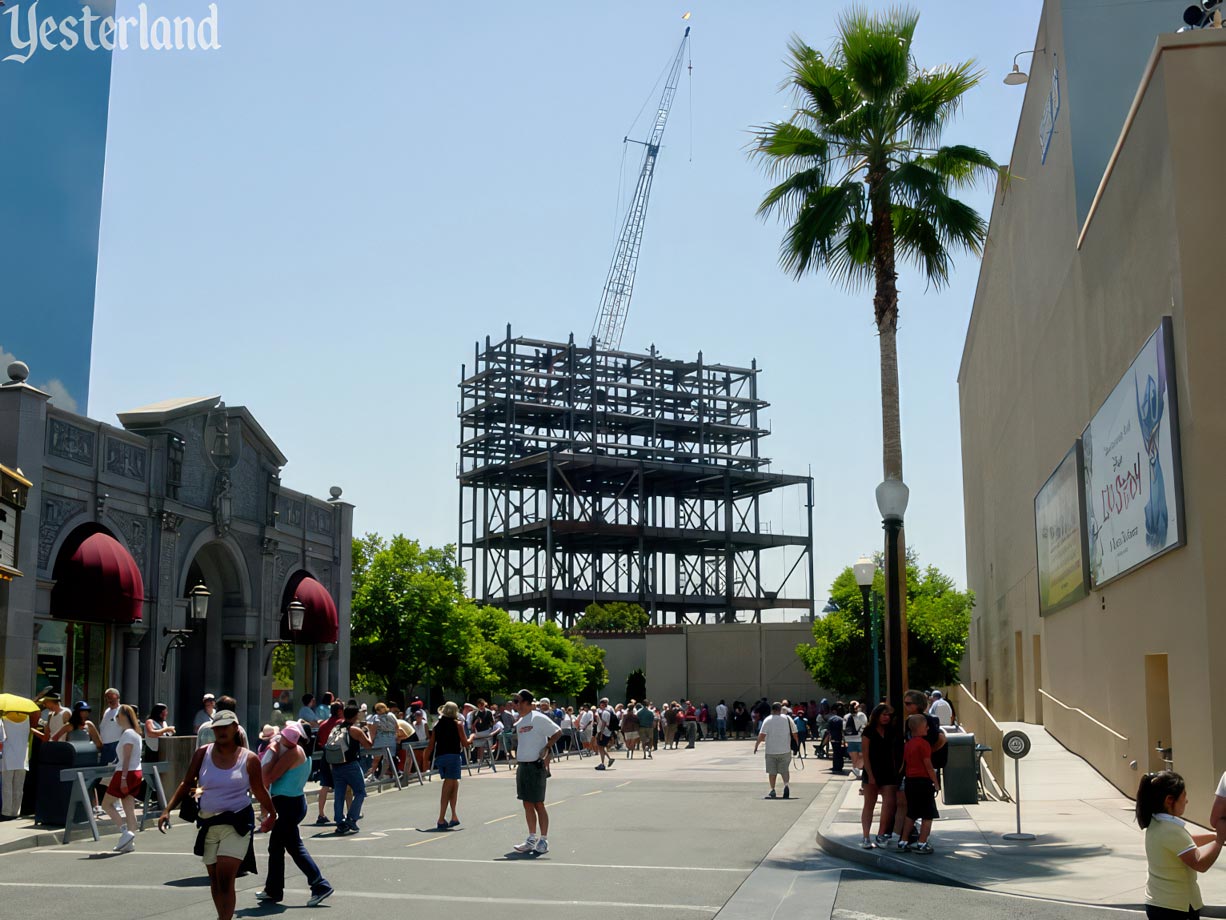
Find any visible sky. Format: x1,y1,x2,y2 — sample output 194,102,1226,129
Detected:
85,0,1045,611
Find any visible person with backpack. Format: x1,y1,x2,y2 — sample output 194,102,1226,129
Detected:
635,701,655,759
323,704,371,835
845,701,867,777
313,701,343,826
826,703,847,774
594,699,617,771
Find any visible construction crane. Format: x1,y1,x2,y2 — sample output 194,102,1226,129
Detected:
590,25,690,352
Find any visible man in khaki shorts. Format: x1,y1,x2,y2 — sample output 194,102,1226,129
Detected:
635,701,655,759
753,701,798,800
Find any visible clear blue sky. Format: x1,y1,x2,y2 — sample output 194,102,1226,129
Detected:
89,0,1043,608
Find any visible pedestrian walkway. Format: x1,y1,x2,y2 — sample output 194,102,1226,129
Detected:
817,721,1226,911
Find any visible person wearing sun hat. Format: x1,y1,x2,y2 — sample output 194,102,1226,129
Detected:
254,721,333,907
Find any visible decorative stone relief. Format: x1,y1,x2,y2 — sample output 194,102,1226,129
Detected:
38,495,87,571
161,511,184,533
107,510,148,573
276,551,298,582
105,438,148,481
47,419,95,466
307,504,334,536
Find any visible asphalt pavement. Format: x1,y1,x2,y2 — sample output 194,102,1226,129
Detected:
0,740,1146,920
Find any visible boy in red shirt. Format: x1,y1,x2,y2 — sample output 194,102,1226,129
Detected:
897,714,939,853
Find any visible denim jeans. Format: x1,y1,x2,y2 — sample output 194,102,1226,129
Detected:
716,719,727,740
265,794,330,898
331,761,366,827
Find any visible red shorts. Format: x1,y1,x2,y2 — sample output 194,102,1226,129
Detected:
106,771,142,798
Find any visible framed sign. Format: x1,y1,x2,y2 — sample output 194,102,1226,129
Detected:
1034,442,1089,616
1082,317,1185,588
0,463,31,580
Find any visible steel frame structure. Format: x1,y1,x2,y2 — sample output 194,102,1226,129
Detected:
458,327,814,625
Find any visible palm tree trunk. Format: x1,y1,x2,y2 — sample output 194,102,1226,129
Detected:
868,172,908,700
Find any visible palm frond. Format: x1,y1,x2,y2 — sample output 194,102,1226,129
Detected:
786,39,862,129
916,145,999,190
896,61,983,148
756,166,827,221
892,204,953,288
750,121,830,179
777,181,865,281
836,5,919,104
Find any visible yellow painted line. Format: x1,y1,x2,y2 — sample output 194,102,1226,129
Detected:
615,781,632,788
483,813,518,825
406,835,446,847
581,790,602,796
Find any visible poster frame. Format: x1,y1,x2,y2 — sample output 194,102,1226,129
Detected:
1034,440,1090,617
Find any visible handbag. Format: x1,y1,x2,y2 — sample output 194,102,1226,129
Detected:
179,793,200,824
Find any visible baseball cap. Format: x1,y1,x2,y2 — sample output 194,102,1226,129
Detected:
538,697,551,706
515,689,534,704
280,722,303,745
202,693,216,701
931,690,943,700
73,700,91,711
462,702,476,711
210,710,239,727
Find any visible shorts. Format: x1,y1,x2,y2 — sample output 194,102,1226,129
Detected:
200,816,250,866
846,738,862,753
105,770,141,798
638,726,654,745
318,762,334,789
435,753,463,780
597,732,614,747
904,777,939,821
516,760,548,803
579,729,592,744
765,752,791,776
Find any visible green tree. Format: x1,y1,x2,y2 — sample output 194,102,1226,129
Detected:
796,550,973,697
467,603,607,701
349,535,495,700
753,7,996,683
575,601,649,631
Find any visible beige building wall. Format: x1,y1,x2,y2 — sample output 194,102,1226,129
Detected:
960,24,1226,815
585,622,829,707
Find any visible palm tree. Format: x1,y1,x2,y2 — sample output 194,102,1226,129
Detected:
752,6,996,696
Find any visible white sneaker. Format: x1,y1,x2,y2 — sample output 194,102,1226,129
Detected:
513,835,539,853
114,829,135,853
860,836,874,849
534,837,549,854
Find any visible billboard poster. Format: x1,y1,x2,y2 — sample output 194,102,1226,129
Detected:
1035,442,1088,615
1082,317,1185,588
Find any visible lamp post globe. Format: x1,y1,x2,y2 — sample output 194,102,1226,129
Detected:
287,598,306,634
188,582,211,623
853,556,875,587
875,479,909,522
853,556,876,703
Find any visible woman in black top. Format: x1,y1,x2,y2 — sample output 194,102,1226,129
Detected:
424,702,470,830
859,703,901,848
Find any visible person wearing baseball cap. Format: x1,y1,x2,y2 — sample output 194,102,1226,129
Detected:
193,694,217,735
254,722,333,907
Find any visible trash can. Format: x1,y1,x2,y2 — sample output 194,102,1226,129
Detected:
35,741,101,827
941,731,978,805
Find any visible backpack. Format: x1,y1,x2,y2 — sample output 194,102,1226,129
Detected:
607,709,620,733
324,723,349,765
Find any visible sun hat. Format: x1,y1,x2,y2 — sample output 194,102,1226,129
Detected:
439,701,459,719
210,710,239,727
260,724,276,740
280,722,303,745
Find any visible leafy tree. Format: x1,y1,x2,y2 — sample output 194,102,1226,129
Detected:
754,8,996,683
626,668,647,704
575,601,649,631
796,550,973,697
271,643,295,692
467,603,607,701
349,535,495,700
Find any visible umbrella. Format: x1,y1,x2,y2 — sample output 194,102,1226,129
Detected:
0,693,41,714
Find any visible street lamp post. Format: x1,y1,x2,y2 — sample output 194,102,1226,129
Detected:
876,479,909,716
853,556,876,705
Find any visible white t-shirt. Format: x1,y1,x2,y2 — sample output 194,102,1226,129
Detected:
759,714,795,755
1216,771,1226,799
716,704,728,721
0,716,31,771
596,707,613,736
99,706,123,744
513,710,559,763
928,698,954,727
114,728,142,773
579,710,593,731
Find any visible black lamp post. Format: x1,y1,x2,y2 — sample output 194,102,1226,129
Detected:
875,479,909,716
853,555,876,705
264,597,306,674
162,581,210,672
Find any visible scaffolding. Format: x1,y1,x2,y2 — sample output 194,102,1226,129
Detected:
458,327,814,625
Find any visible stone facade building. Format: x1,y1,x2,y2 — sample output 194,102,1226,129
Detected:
0,363,353,736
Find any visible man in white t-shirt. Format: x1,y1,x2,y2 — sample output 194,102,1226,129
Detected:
716,700,729,741
511,689,560,855
1209,771,1226,837
594,699,617,770
927,691,954,727
754,701,798,800
98,688,122,764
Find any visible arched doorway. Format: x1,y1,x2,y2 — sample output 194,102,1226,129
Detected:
176,538,251,731
280,570,339,709
42,524,144,712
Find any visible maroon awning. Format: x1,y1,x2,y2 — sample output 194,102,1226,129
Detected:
50,532,144,624
283,574,338,644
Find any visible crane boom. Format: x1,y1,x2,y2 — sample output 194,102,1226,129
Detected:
591,26,690,352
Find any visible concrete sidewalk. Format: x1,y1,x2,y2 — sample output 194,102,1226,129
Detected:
816,721,1226,912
